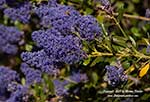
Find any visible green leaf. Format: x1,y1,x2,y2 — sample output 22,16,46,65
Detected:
85,8,93,15
83,57,91,66
117,4,125,21
97,15,104,23
21,78,26,85
25,44,33,51
90,56,102,67
131,27,141,37
129,36,136,47
91,72,98,86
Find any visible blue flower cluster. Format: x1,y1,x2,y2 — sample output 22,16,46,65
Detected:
21,63,42,85
21,50,59,75
146,44,150,54
7,84,29,102
21,1,102,77
0,66,31,102
32,29,85,64
53,79,69,96
70,72,88,83
145,9,150,18
53,72,88,96
0,0,5,9
4,2,32,23
34,3,102,40
0,24,23,55
22,28,85,75
105,65,127,87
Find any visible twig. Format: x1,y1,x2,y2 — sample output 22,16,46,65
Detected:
97,5,150,21
113,13,150,21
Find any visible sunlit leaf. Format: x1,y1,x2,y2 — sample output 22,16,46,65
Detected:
90,56,102,67
126,65,135,74
139,63,149,77
83,57,91,66
91,72,98,86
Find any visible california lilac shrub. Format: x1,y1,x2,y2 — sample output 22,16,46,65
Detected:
0,24,23,55
1,0,150,102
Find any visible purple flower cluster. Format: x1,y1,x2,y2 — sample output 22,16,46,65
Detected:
0,66,19,101
0,0,5,9
34,3,102,40
53,72,88,96
98,0,111,6
21,63,42,85
21,50,59,75
7,84,29,102
0,24,23,55
21,28,85,75
70,72,88,83
0,66,31,102
32,29,85,64
105,65,127,87
146,44,150,54
145,9,150,18
21,2,102,77
4,2,32,23
53,79,69,96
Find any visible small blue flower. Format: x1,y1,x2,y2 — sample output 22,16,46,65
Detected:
105,65,127,87
146,44,150,54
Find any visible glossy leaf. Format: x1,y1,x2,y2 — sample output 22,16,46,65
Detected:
139,63,149,77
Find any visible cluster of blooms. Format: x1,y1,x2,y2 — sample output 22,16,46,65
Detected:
53,72,88,96
145,9,150,18
21,63,42,85
105,65,128,87
0,0,101,100
146,44,150,54
4,2,32,23
20,62,88,96
21,0,101,75
20,0,101,97
0,24,23,55
34,2,101,40
0,66,30,102
0,0,5,9
96,0,111,6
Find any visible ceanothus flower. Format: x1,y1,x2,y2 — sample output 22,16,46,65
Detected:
6,85,29,102
70,72,88,83
105,65,127,87
0,24,23,55
21,50,58,75
0,66,20,101
53,79,69,96
74,15,102,40
34,3,102,41
146,44,150,54
4,2,32,23
21,63,42,85
32,29,85,64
